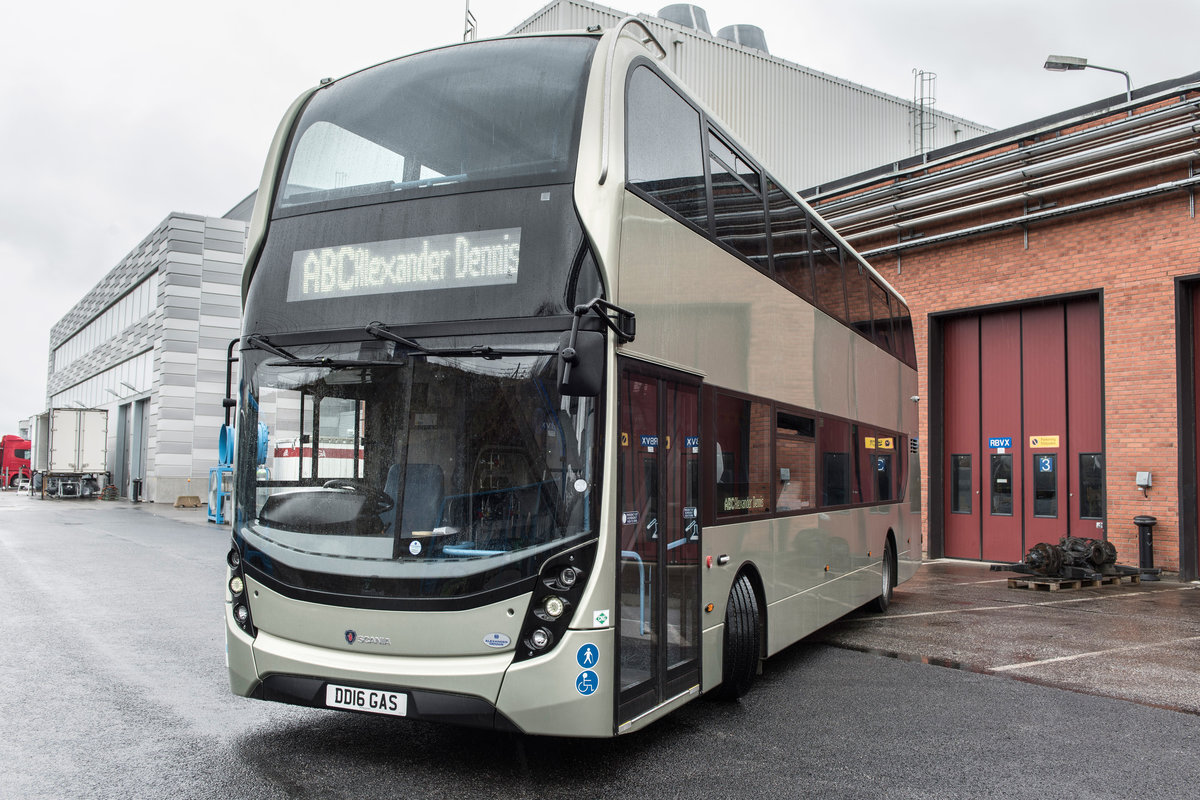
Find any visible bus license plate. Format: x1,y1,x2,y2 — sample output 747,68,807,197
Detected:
325,683,408,717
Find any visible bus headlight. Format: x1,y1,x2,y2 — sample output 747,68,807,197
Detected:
513,542,596,663
227,539,256,637
528,628,553,650
542,596,565,619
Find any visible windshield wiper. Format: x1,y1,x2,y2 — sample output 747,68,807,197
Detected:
265,357,404,369
244,334,301,362
365,322,429,354
365,322,557,360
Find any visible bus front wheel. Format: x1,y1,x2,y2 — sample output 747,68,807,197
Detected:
715,574,760,701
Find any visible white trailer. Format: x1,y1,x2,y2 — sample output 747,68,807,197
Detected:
31,408,109,499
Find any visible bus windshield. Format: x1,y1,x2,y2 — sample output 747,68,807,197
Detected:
235,331,598,603
275,36,597,212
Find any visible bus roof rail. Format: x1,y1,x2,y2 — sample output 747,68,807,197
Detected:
600,17,667,186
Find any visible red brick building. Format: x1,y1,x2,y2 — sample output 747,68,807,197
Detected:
806,72,1200,579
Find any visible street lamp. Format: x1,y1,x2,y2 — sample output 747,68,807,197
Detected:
1044,55,1132,104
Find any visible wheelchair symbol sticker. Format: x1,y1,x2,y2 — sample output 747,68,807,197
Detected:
576,670,598,696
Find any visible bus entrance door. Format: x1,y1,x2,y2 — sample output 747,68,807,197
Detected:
616,364,701,725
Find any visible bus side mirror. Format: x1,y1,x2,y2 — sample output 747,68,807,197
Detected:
558,330,604,397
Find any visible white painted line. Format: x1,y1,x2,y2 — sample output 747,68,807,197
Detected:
886,585,1199,620
993,636,1200,672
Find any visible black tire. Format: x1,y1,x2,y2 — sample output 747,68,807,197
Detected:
867,538,896,614
715,573,761,700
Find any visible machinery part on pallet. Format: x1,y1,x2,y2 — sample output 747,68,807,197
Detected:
991,535,1137,580
1023,542,1063,576
1059,536,1117,570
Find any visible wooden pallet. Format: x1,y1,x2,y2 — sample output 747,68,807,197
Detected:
1007,573,1142,591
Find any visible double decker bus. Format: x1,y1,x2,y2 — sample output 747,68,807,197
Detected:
226,20,920,737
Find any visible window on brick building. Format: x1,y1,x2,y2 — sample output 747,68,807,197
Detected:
1079,453,1104,519
951,454,972,513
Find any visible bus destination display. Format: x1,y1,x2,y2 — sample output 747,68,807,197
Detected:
287,227,521,301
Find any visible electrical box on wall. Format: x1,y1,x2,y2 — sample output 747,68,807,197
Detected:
1136,471,1152,489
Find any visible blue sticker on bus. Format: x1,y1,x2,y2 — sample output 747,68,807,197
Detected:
989,437,1013,449
576,670,598,696
577,643,599,669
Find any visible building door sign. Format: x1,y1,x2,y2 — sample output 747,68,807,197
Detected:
988,436,1013,452
1030,435,1060,448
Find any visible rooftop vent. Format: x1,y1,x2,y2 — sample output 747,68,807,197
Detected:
716,24,768,54
658,4,711,34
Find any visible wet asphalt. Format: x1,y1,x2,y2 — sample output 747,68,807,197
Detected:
2,490,1198,799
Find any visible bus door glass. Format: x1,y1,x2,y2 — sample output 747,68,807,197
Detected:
617,364,701,724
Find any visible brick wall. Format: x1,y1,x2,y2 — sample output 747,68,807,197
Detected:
847,168,1199,571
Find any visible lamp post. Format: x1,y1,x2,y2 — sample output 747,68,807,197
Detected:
1044,55,1132,104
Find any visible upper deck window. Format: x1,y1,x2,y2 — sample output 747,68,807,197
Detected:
625,66,707,229
276,37,597,213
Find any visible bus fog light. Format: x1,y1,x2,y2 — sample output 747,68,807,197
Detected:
227,548,241,569
558,566,579,588
529,628,552,650
234,604,250,625
543,595,565,619
229,576,245,596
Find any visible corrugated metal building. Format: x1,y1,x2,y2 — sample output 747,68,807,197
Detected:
510,0,992,190
45,212,247,503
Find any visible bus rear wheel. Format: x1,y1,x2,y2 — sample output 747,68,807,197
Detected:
867,538,896,613
715,574,760,700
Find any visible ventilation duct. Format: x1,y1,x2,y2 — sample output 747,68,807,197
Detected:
658,4,711,34
717,24,768,53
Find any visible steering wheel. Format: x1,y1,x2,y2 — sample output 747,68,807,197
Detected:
321,479,395,514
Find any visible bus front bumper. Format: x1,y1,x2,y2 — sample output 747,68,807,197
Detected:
226,605,617,736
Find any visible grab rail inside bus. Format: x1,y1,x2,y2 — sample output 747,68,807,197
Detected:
600,17,667,185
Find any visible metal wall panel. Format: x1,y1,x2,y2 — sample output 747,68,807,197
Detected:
510,0,991,190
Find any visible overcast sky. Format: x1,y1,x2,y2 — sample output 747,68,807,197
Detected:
2,0,1197,433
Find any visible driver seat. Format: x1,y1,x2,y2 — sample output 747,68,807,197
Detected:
382,463,445,536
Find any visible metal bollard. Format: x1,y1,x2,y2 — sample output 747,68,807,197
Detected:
1133,515,1158,580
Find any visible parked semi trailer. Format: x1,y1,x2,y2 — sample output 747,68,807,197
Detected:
31,408,109,498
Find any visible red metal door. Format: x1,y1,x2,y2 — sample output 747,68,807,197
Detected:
980,310,1024,562
1067,300,1104,536
943,316,981,559
1022,305,1067,547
